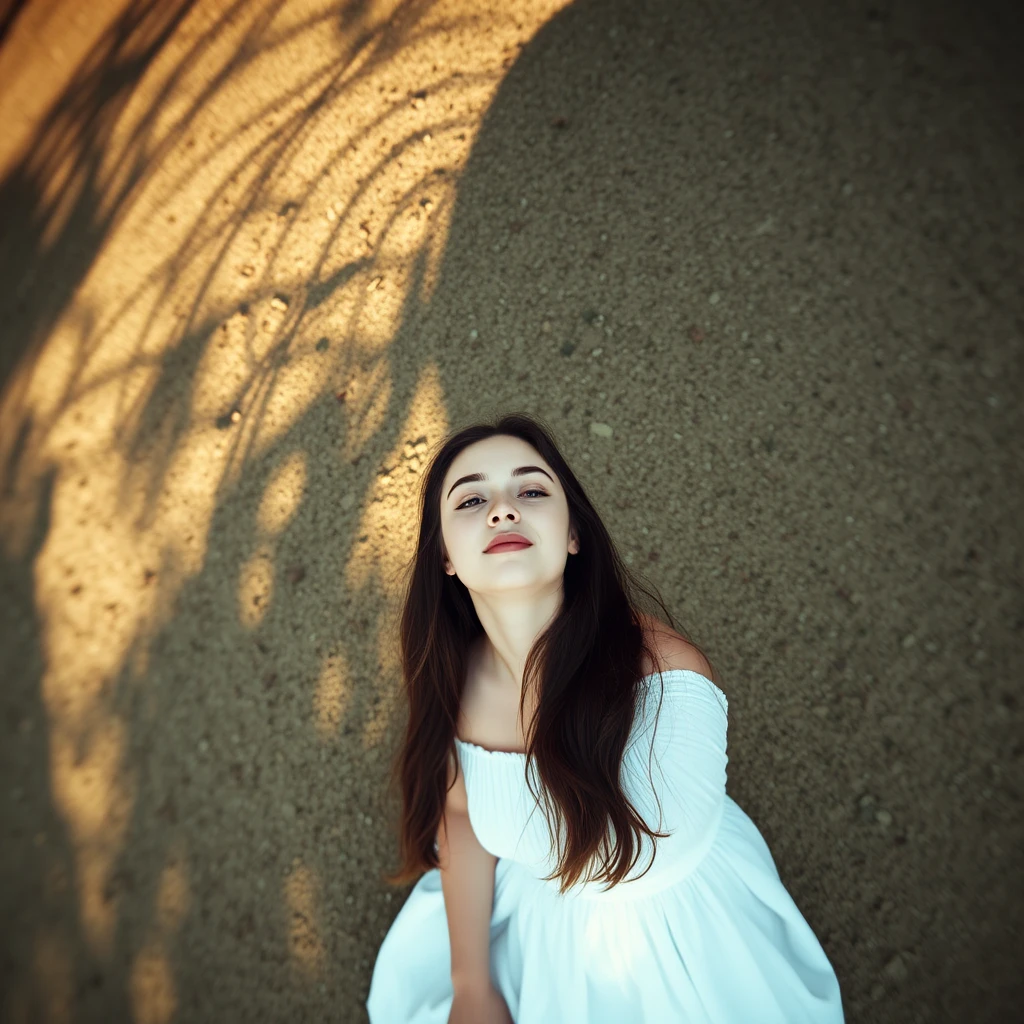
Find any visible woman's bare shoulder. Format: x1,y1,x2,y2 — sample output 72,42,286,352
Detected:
637,613,713,679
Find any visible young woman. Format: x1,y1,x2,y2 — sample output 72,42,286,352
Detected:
366,414,845,1023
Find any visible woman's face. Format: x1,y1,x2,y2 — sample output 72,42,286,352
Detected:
439,434,579,593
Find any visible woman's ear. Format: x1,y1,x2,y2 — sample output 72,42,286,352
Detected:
442,547,455,575
568,528,580,555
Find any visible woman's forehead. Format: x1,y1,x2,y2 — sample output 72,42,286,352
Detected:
446,437,545,478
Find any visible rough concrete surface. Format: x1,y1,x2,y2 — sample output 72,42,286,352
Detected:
0,0,1021,1021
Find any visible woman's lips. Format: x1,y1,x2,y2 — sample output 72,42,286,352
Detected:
485,541,533,553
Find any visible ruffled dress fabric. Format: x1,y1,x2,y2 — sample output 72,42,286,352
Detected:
366,669,845,1023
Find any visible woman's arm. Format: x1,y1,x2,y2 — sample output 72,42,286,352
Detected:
438,753,497,993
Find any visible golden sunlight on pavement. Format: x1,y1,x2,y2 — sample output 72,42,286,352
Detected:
284,859,327,981
0,0,570,1017
128,940,177,1024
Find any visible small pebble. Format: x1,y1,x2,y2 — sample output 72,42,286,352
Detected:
883,953,908,982
590,422,613,438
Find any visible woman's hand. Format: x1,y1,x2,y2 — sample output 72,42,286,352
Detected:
448,980,514,1024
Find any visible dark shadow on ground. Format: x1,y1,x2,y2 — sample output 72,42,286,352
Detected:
368,1,1023,1022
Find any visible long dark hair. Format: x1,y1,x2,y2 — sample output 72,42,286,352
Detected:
379,412,717,894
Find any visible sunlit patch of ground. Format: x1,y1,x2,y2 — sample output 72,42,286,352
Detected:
0,0,569,1018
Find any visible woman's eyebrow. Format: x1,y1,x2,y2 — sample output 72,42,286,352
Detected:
446,465,553,501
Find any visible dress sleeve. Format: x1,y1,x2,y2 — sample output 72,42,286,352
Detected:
619,670,729,871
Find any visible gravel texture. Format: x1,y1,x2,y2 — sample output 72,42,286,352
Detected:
0,0,1021,1022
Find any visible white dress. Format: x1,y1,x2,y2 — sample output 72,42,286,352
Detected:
366,669,845,1023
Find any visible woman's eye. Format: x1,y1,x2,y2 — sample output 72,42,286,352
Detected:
456,489,547,510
